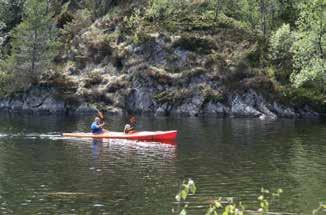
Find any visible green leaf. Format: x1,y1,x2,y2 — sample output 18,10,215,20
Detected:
179,208,187,215
181,190,188,200
205,206,215,215
215,200,222,208
189,184,197,194
258,195,264,201
184,184,190,193
175,194,181,202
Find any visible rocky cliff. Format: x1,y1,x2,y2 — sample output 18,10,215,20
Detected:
0,6,321,119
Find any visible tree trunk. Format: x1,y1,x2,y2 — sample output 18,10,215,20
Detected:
318,16,325,59
31,29,38,80
215,0,222,20
260,0,266,36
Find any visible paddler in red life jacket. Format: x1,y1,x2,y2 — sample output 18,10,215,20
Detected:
124,116,136,134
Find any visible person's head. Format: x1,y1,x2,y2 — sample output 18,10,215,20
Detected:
95,117,101,124
130,116,136,124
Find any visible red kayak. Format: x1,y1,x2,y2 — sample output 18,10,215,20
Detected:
62,130,178,142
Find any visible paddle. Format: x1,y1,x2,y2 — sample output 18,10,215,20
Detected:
129,115,137,132
97,110,107,131
97,110,104,123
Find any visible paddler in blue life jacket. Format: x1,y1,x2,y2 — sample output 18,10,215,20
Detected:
91,110,108,134
91,117,106,134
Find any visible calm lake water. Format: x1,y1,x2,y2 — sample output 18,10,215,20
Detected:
0,113,325,214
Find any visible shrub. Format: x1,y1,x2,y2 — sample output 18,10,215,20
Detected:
60,9,93,44
154,88,192,104
0,70,14,95
174,179,326,215
84,69,103,87
173,179,284,215
145,0,171,20
199,84,224,103
269,24,294,81
172,35,217,55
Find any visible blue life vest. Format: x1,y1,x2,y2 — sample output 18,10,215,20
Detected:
91,122,102,134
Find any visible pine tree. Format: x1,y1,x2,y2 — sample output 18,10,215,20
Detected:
2,0,58,91
0,0,25,31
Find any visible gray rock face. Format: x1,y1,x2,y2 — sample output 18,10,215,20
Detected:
127,87,155,113
30,97,65,113
299,105,319,118
270,102,296,118
75,103,98,113
171,95,205,116
230,94,261,117
155,103,169,116
0,87,65,113
202,101,228,116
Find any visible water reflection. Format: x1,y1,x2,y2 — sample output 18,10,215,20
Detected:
92,139,104,160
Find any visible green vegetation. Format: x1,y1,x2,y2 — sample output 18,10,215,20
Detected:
290,0,326,91
0,0,58,94
174,179,326,215
0,0,324,111
0,0,24,31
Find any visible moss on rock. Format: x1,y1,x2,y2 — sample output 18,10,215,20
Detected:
154,88,192,104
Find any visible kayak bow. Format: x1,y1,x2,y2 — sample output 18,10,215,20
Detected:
62,130,178,142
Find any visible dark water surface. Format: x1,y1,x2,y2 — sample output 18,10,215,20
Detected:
0,114,325,214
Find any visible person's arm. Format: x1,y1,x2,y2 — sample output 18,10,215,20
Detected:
97,111,105,122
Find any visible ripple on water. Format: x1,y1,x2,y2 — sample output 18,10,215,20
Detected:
0,116,325,214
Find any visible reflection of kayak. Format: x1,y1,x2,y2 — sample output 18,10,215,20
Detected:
62,130,178,142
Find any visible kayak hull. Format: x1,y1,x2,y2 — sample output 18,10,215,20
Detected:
62,130,178,142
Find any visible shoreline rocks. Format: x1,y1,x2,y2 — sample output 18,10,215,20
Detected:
0,87,319,119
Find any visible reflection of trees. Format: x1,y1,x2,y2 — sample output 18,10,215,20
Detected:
176,118,325,213
285,128,326,213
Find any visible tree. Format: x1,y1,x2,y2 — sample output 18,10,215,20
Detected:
0,0,25,31
1,0,58,91
277,0,301,27
82,0,117,18
258,0,281,36
269,24,294,70
290,0,326,91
